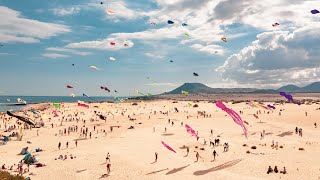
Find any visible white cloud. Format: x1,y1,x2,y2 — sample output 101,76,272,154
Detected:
43,53,69,59
0,6,70,43
145,52,165,59
51,7,81,16
65,37,134,50
46,47,92,56
216,24,320,87
190,44,225,55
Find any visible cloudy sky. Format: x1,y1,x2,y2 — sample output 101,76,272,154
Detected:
0,0,319,96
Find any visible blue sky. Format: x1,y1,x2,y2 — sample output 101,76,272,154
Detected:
0,0,319,96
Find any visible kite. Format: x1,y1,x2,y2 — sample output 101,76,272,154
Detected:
214,51,218,54
193,72,199,76
72,64,75,66
106,10,115,15
100,86,111,92
167,20,174,24
66,85,73,89
184,33,190,37
78,100,89,108
272,23,280,27
181,90,189,95
279,92,293,102
110,42,116,46
170,60,173,63
70,93,75,97
182,23,188,26
114,90,118,93
150,22,156,25
267,104,275,109
161,141,176,153
124,43,129,47
89,66,99,70
6,111,35,127
135,89,146,96
215,101,248,137
311,9,319,14
185,124,199,140
6,99,10,102
221,37,227,42
53,103,61,109
109,57,116,61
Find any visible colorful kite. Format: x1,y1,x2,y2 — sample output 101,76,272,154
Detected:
272,23,280,27
78,100,89,108
181,90,189,95
161,141,176,153
182,23,188,26
221,37,227,42
89,66,99,70
6,111,35,127
100,86,111,92
185,124,199,140
66,85,73,89
215,101,248,137
311,9,319,14
106,10,115,15
167,20,174,24
53,103,60,109
267,104,275,109
150,22,156,25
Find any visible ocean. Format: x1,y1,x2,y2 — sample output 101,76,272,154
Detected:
0,96,120,112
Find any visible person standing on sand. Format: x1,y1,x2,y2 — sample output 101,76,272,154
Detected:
211,129,213,136
66,142,69,149
107,162,111,175
58,142,61,150
106,153,110,163
153,127,155,133
195,151,199,162
164,127,167,133
75,140,78,147
213,150,218,160
295,127,298,134
314,122,317,128
155,152,158,162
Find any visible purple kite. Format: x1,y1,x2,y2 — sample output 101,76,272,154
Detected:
185,124,199,140
215,101,248,137
267,104,276,109
161,141,176,153
311,9,319,14
279,92,300,105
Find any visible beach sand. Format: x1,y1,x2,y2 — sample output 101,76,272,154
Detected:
1,100,320,180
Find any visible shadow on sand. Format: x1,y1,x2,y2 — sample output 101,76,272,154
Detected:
145,168,169,175
193,159,242,176
277,131,293,137
166,164,190,175
162,133,175,136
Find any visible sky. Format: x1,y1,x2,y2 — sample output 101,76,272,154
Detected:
0,0,319,96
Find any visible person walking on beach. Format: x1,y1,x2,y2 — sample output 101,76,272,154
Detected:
186,147,189,156
295,127,298,134
107,162,111,174
75,140,78,148
213,150,218,160
210,129,213,136
164,127,167,133
58,142,61,150
106,153,110,163
66,142,69,149
195,151,199,162
314,122,317,128
153,127,155,133
155,152,158,162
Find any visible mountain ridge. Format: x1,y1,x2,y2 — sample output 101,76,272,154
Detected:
163,82,320,94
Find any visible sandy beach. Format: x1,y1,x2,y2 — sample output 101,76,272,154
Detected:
1,99,320,180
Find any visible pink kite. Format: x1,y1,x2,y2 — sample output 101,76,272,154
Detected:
66,85,73,88
161,141,176,153
216,101,248,137
185,124,199,140
78,101,89,108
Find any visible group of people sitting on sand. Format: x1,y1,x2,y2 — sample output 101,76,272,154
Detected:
55,154,76,161
267,166,286,174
